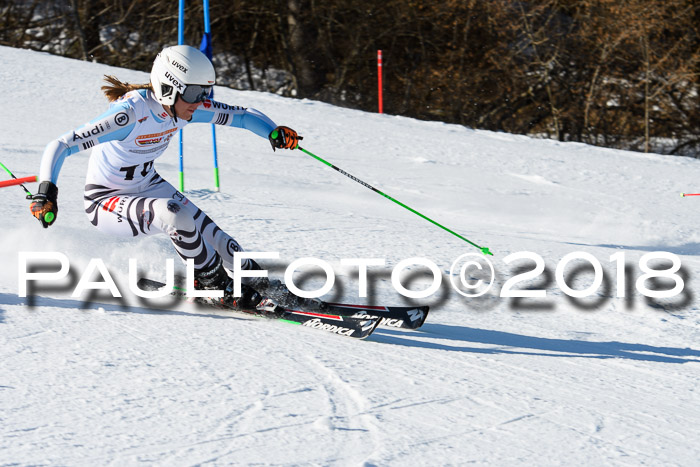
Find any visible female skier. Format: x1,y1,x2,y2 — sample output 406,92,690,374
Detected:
29,45,303,311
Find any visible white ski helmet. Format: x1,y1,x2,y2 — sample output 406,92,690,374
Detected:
150,45,215,106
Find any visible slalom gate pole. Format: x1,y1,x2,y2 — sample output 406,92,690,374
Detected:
0,175,37,190
0,161,35,196
680,192,700,197
177,0,186,192
377,50,383,114
293,143,493,256
201,0,220,192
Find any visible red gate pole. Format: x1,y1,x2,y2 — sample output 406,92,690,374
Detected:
377,50,383,114
0,175,36,189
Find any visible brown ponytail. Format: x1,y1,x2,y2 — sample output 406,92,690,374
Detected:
101,75,153,102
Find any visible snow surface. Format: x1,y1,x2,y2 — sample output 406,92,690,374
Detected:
1,45,699,465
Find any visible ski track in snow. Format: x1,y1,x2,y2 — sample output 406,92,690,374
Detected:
1,46,700,465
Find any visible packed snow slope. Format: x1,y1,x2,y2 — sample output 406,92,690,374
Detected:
1,46,699,465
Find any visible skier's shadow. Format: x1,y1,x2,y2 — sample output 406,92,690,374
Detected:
371,324,700,364
0,292,248,322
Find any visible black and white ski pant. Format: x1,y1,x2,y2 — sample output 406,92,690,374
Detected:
84,174,253,272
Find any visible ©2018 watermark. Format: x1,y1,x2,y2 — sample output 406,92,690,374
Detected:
17,250,686,303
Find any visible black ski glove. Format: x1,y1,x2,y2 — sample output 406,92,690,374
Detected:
29,181,58,228
269,126,302,151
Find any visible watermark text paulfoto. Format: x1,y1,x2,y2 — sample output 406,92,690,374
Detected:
17,250,688,306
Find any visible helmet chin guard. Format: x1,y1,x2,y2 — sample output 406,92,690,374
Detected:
150,45,215,107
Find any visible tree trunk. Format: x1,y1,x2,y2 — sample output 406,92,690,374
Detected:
287,0,323,97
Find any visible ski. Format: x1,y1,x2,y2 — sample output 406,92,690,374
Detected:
136,277,429,330
323,303,429,330
265,309,380,339
136,278,380,339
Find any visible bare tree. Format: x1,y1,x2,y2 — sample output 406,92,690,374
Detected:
3,0,700,156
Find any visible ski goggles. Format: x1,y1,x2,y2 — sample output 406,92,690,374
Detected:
180,84,213,104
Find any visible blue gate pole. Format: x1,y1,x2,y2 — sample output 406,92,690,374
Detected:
201,0,220,192
177,0,186,192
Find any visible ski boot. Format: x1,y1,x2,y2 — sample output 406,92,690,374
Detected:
248,276,326,312
194,257,281,315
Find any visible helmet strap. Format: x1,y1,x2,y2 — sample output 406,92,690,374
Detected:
170,94,179,122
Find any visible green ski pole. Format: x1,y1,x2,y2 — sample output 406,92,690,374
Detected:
279,138,492,256
0,161,34,197
0,161,56,224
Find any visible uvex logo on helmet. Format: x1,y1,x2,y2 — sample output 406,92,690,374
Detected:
171,59,188,73
164,71,185,92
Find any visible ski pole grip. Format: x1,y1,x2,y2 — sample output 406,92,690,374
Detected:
44,212,55,223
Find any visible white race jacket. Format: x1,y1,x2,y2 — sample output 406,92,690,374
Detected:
39,89,277,189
